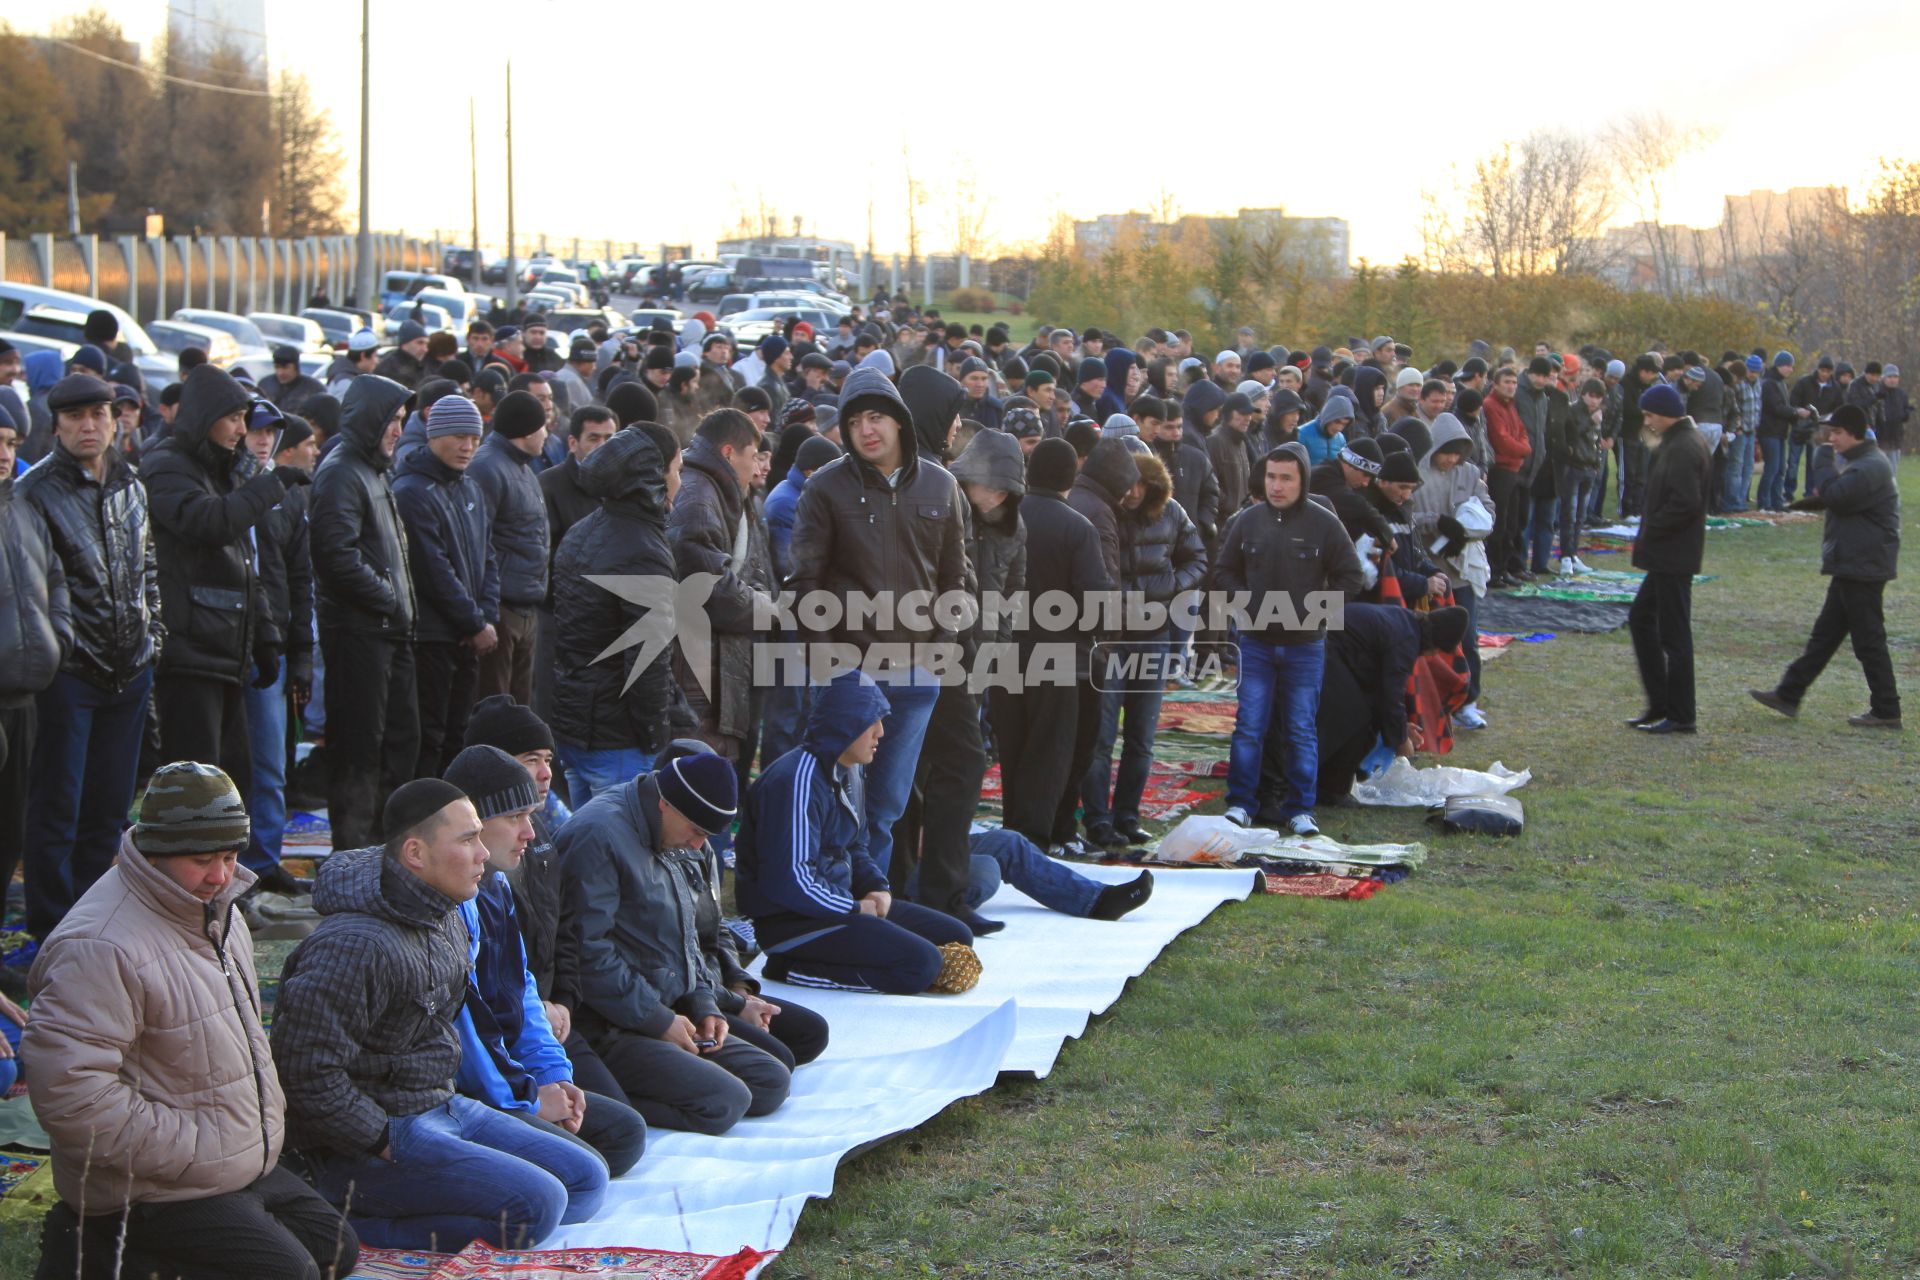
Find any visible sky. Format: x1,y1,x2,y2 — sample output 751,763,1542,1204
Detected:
28,0,1920,264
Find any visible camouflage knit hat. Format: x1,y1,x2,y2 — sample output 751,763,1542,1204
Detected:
132,762,249,856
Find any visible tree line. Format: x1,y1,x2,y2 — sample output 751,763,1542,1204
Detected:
0,9,345,238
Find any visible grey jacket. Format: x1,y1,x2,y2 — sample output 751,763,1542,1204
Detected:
1512,380,1549,484
555,775,726,1037
1804,439,1900,581
669,437,772,741
466,431,550,609
0,472,72,705
1407,413,1492,578
271,846,468,1156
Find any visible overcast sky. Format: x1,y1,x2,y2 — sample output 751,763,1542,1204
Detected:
41,0,1920,263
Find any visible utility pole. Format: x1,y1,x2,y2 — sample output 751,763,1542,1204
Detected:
504,61,518,310
468,98,481,291
353,0,373,309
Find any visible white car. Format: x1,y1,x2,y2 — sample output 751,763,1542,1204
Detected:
173,308,274,366
383,302,454,339
149,319,244,368
247,311,331,353
0,283,174,387
412,289,484,335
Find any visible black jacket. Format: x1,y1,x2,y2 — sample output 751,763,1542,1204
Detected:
538,454,598,570
255,484,312,671
1120,452,1207,642
273,846,468,1156
508,803,563,1001
259,372,325,415
1633,417,1711,576
1153,435,1220,545
1213,442,1367,645
1017,488,1111,641
1791,372,1841,441
550,426,676,753
1328,603,1421,750
311,376,417,636
787,368,970,653
371,347,425,390
141,365,290,684
392,446,499,643
669,436,773,740
948,428,1029,652
19,441,163,693
1802,439,1899,581
1758,368,1797,442
466,431,549,609
0,472,72,706
1068,439,1136,585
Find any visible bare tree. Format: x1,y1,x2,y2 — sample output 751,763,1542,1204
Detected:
901,143,926,271
949,162,993,261
271,70,345,235
1605,113,1715,294
1461,131,1616,278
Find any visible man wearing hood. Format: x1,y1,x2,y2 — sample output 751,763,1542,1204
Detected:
1348,366,1389,439
143,364,312,810
1207,391,1254,518
736,671,978,995
1169,383,1224,545
1408,414,1493,726
1625,383,1710,735
1299,392,1353,467
311,374,420,851
1214,442,1366,836
1098,349,1138,421
786,366,970,881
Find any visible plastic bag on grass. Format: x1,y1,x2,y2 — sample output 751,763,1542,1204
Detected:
1352,757,1530,808
1431,793,1525,836
1153,815,1427,869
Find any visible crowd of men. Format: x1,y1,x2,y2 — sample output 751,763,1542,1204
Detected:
0,293,1902,1276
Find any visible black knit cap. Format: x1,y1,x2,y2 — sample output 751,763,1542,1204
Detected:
1379,451,1421,484
492,390,547,439
443,745,539,821
1027,437,1078,492
656,750,738,835
464,693,554,758
1421,606,1470,654
383,777,469,842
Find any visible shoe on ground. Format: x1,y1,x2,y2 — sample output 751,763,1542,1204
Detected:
1084,822,1127,852
1625,710,1661,728
1287,813,1321,837
1571,556,1595,573
1748,688,1799,718
1115,821,1153,846
1848,712,1902,729
1453,701,1487,729
247,863,312,898
1222,806,1251,828
959,910,1006,937
1557,558,1574,577
1050,837,1094,861
1641,719,1697,735
1089,870,1154,921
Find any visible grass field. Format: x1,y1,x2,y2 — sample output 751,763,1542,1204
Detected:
2,469,1913,1280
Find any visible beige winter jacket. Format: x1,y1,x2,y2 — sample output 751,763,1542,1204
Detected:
23,834,285,1210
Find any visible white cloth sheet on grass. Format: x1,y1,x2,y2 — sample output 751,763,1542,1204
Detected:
1353,758,1532,808
538,863,1256,1259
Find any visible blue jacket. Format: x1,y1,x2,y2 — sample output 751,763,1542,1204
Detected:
391,446,499,642
735,671,892,924
454,871,570,1114
1299,415,1347,467
763,468,806,583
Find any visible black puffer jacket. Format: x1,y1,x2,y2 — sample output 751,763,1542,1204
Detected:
311,375,416,636
255,484,312,665
948,428,1028,650
669,436,771,739
1121,452,1208,642
392,446,499,643
1068,438,1136,585
1803,439,1900,581
787,368,970,652
0,471,72,705
272,846,468,1157
550,426,675,752
18,441,162,693
142,365,290,684
466,431,549,609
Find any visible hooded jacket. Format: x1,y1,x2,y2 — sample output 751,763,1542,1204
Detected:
1803,438,1900,581
556,773,730,1037
1633,416,1711,576
670,436,774,743
466,430,551,609
736,673,893,925
140,366,290,683
1153,431,1220,545
25,834,281,1210
21,350,61,463
0,465,72,704
19,438,163,693
1298,392,1352,467
1069,438,1138,585
1097,348,1137,422
1406,413,1492,576
1120,452,1208,643
1349,367,1389,439
310,374,417,635
272,845,468,1156
550,426,677,752
453,870,570,1115
1758,366,1797,442
949,428,1028,650
787,368,970,653
1213,442,1367,645
900,365,967,464
392,445,499,643
1207,410,1252,518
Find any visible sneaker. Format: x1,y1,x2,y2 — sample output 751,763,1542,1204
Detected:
1223,806,1251,828
1571,556,1595,574
1557,557,1574,577
1748,688,1798,718
1848,712,1903,730
1286,813,1321,837
1453,701,1487,730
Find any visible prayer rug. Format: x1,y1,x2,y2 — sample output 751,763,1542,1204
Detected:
349,1244,771,1280
980,764,1216,821
1156,701,1237,736
0,1148,56,1229
1476,593,1631,636
1260,873,1382,900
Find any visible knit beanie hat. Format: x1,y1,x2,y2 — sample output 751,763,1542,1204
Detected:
132,762,249,856
1829,403,1869,435
643,346,676,371
795,435,843,471
492,390,548,438
1396,366,1424,389
397,319,428,345
465,693,554,758
1606,358,1627,378
1421,606,1470,654
606,381,658,427
1379,451,1421,484
1774,350,1795,368
1027,437,1079,491
1100,414,1139,439
426,394,483,438
348,328,380,351
1638,383,1686,418
1023,368,1055,389
1246,351,1276,374
1744,354,1765,372
656,750,738,835
383,777,468,842
1077,356,1107,385
70,344,109,375
1004,406,1044,438
1340,438,1383,474
759,335,789,362
1528,355,1555,377
443,745,539,820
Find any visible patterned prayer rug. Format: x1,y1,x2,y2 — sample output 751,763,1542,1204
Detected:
349,1243,773,1280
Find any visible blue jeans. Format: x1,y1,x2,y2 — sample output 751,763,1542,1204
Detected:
1758,436,1786,510
1557,465,1597,560
1227,636,1323,817
860,668,941,878
24,667,153,939
304,614,327,735
0,1011,21,1094
556,744,655,809
968,828,1102,917
1080,680,1166,830
1723,432,1755,511
312,1094,606,1253
1525,481,1557,571
243,666,289,872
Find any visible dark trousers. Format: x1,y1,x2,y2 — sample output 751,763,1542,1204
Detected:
476,603,538,706
582,1017,791,1136
988,679,1079,848
1621,435,1649,516
0,701,34,895
892,681,985,917
24,667,152,938
319,629,419,851
733,1000,829,1069
414,639,479,779
1051,680,1106,845
562,1026,628,1105
758,900,972,995
154,673,253,802
1777,577,1901,719
1628,570,1695,724
35,1165,359,1280
1488,468,1524,573
518,1087,648,1179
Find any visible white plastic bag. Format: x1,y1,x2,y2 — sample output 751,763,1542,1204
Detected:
1455,495,1495,539
1352,758,1531,808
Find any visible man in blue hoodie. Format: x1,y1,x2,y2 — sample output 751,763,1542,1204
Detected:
736,671,978,995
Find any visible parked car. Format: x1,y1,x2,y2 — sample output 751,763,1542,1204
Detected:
173,309,273,366
301,307,360,348
148,319,244,368
0,283,175,388
247,311,331,353
382,301,454,338
441,247,494,283
626,308,682,333
522,287,575,314
614,258,653,291
0,331,80,373
543,307,628,335
412,289,483,336
720,307,851,349
378,270,464,309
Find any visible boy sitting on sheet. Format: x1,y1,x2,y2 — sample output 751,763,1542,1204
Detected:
736,670,982,995
442,745,647,1177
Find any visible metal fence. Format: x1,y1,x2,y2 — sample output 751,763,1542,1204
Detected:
0,230,440,322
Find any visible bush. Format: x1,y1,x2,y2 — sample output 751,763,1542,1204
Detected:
1007,300,1024,316
949,287,996,313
